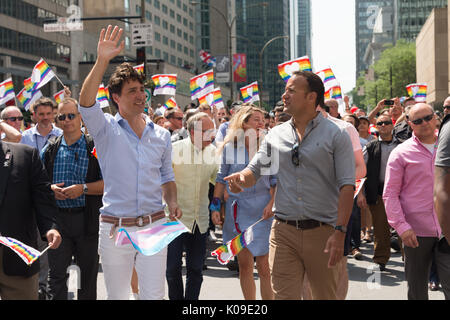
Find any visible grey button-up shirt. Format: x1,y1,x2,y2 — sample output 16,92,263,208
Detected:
247,112,355,226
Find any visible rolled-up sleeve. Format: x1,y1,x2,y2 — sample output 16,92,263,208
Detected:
160,133,175,185
78,101,108,140
383,149,411,236
333,129,356,188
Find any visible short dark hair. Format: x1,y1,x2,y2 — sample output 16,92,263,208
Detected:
108,62,145,110
31,97,56,113
292,70,325,108
273,106,284,114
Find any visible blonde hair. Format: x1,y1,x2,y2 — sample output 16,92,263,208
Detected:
217,103,264,154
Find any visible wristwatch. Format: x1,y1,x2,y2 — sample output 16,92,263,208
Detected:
83,183,88,194
334,225,347,233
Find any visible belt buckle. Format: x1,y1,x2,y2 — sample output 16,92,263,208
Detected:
135,216,144,227
295,220,301,230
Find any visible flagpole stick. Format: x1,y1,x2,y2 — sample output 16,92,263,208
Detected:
39,244,52,256
53,73,65,88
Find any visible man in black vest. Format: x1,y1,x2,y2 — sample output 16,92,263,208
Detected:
42,98,103,300
357,113,400,271
0,141,61,300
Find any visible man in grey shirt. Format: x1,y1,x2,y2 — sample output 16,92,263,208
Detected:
224,70,355,300
435,115,450,246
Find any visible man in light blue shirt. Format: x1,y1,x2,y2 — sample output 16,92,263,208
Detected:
78,25,181,300
21,98,62,152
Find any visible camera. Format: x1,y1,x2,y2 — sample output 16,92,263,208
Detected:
384,100,394,106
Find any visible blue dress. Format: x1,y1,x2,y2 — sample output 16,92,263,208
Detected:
216,142,276,257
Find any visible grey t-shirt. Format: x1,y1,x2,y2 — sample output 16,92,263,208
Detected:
436,119,450,167
247,113,355,226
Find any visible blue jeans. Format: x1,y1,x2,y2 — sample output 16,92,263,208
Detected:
344,200,361,256
166,224,207,300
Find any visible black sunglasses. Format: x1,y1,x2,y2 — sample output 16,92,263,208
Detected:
5,116,24,122
444,106,450,110
376,120,393,126
57,113,78,121
291,143,300,167
410,114,434,125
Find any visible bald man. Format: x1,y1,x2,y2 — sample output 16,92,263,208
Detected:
0,106,23,142
443,96,450,116
324,99,340,119
384,103,450,300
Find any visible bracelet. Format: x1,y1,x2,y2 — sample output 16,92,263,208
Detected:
209,197,222,212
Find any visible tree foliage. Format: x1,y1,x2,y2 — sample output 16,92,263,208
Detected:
352,40,416,111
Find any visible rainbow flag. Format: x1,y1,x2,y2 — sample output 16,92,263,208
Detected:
17,86,43,111
164,97,177,109
152,74,177,96
278,56,312,82
133,63,145,75
211,223,255,265
0,78,15,105
53,89,65,104
91,147,98,159
115,219,189,256
190,70,214,100
96,84,109,108
240,81,260,103
31,58,55,90
406,83,427,102
23,77,39,92
198,87,225,109
325,86,342,100
0,236,43,266
316,67,338,89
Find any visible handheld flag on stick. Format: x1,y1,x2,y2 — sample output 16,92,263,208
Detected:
133,63,145,75
406,83,427,102
325,86,343,100
17,87,43,111
96,84,110,108
211,219,260,265
115,219,189,256
164,97,177,109
278,56,312,82
240,82,260,103
30,58,63,89
152,74,177,96
0,236,49,266
198,87,225,109
53,89,65,104
0,78,15,105
190,70,214,100
316,67,339,90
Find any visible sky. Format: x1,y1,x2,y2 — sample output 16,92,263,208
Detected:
311,0,356,94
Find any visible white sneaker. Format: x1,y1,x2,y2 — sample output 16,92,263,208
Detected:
130,293,140,300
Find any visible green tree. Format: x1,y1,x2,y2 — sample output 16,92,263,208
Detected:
351,40,416,111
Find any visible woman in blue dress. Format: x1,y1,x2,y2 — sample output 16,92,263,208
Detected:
211,104,276,300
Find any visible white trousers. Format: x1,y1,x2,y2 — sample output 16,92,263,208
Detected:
99,220,167,300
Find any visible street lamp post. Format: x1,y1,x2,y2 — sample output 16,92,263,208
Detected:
190,1,268,102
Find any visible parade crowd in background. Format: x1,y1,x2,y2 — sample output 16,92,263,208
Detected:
1,25,450,301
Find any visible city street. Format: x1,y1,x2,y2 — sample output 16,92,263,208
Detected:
87,229,445,301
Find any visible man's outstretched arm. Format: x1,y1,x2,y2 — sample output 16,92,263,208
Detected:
79,25,124,107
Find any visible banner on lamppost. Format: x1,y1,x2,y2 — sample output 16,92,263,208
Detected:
233,54,247,83
215,55,230,83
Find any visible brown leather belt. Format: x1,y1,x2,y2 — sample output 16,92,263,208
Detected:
101,211,166,238
275,216,326,230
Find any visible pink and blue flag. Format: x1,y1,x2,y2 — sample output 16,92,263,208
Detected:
115,219,189,256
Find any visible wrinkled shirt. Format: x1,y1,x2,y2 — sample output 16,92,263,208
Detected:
79,102,174,217
383,133,441,237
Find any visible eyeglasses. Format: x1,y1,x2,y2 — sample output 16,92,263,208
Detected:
4,116,24,122
291,143,300,167
410,114,434,125
444,106,450,110
57,113,78,121
376,120,393,126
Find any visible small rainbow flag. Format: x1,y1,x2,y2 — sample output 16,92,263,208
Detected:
325,86,342,100
31,58,55,90
406,83,427,102
24,77,39,92
240,81,260,103
164,97,177,109
211,222,256,265
91,147,98,159
316,67,338,89
198,87,225,109
0,236,44,266
53,89,65,104
17,86,43,111
152,74,177,96
190,70,214,100
133,63,145,75
96,83,109,108
0,78,15,105
278,56,312,82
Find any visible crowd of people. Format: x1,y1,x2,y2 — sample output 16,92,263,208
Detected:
1,25,450,301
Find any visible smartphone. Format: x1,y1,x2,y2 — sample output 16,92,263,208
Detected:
384,100,394,106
